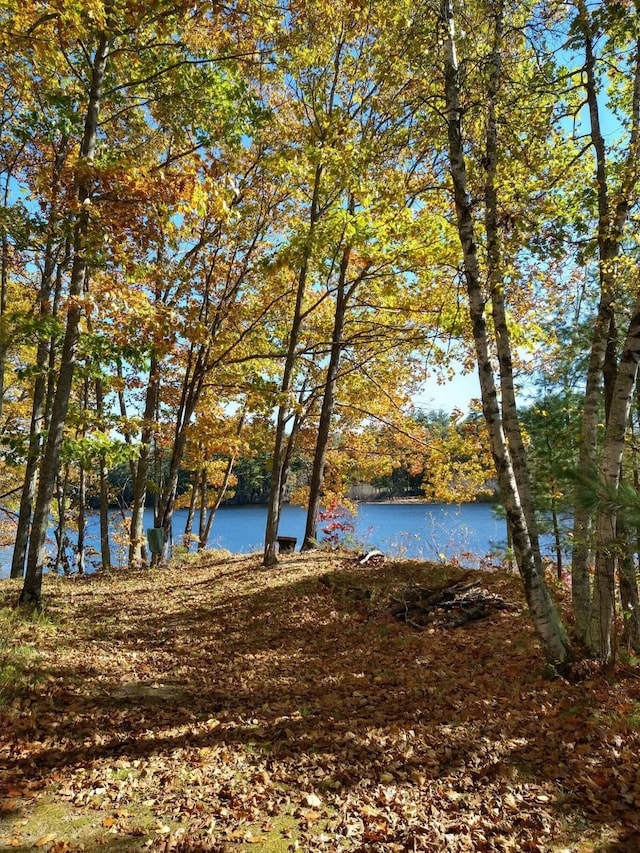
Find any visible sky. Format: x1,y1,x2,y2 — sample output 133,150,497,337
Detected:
413,368,481,416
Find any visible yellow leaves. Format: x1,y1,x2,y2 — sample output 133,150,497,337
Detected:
422,415,495,504
289,484,311,508
177,174,235,222
34,834,57,847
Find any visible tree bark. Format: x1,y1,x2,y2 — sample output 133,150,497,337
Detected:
20,17,113,607
201,413,245,549
617,509,640,652
198,468,208,549
76,379,88,575
53,468,70,577
303,210,354,549
77,464,86,575
483,0,542,573
440,0,571,668
183,473,199,548
156,348,207,563
0,189,8,430
586,295,640,659
10,144,68,579
95,376,111,572
128,353,159,566
571,0,640,641
263,162,323,567
0,153,19,429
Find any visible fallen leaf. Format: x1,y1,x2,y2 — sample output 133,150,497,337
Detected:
303,810,322,823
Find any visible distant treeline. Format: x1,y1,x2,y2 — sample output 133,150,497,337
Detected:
101,453,432,510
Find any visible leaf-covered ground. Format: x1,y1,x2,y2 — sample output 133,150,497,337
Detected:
1,551,640,852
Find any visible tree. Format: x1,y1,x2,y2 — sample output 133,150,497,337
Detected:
567,0,640,647
4,0,268,586
520,394,582,576
436,0,572,668
262,0,454,561
20,3,113,606
588,294,640,659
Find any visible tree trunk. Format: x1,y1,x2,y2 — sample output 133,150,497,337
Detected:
303,217,354,549
571,0,640,641
202,436,244,549
77,463,86,575
586,295,640,660
440,0,571,668
198,468,208,550
482,0,542,573
551,498,563,580
201,467,226,548
53,467,70,577
183,474,199,548
0,165,14,429
98,459,111,571
116,358,138,489
10,144,68,579
94,376,112,572
129,353,160,566
20,20,112,607
76,380,88,575
156,366,206,563
617,509,640,652
264,163,324,567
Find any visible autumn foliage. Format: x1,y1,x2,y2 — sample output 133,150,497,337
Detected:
1,554,640,852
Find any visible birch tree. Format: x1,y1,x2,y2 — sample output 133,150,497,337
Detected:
567,0,640,646
437,0,572,668
587,290,640,660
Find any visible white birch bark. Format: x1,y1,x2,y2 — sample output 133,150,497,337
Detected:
440,0,571,667
483,0,542,573
572,0,640,641
586,293,640,660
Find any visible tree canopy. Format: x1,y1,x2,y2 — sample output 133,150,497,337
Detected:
2,0,640,667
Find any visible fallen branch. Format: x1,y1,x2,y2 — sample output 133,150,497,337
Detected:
358,549,385,566
390,575,508,628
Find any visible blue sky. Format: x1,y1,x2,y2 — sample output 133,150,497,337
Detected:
414,368,481,415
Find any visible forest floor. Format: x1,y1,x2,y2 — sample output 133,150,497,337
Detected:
1,551,640,853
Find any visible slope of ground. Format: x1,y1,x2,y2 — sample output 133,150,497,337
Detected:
1,551,640,852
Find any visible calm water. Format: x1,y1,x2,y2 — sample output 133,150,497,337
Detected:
1,502,510,578
186,502,508,563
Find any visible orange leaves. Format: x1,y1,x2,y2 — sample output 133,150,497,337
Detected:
2,553,640,852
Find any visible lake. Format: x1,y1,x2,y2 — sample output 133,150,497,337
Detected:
179,501,509,564
1,501,511,579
